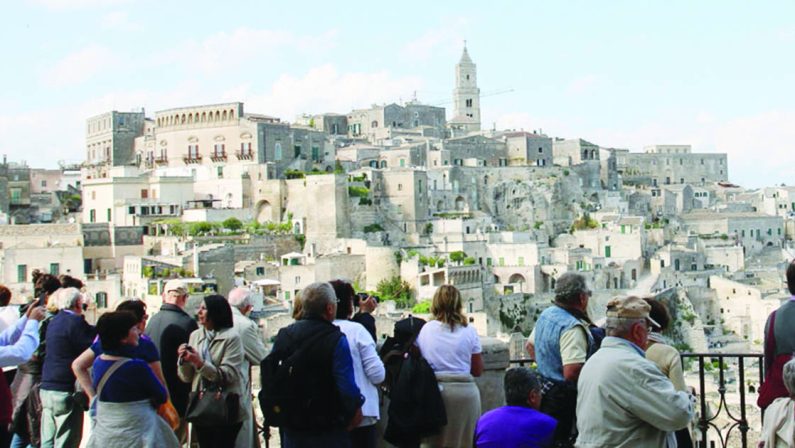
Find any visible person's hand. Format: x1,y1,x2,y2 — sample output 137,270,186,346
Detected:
346,407,363,431
29,307,46,322
359,296,377,314
25,299,40,318
179,345,202,368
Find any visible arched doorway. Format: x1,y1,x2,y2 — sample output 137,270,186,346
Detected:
256,200,272,224
454,196,465,211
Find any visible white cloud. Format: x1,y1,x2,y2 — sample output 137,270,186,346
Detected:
247,64,424,120
41,45,119,87
160,28,339,76
28,0,129,10
100,11,141,31
565,74,599,96
401,17,470,62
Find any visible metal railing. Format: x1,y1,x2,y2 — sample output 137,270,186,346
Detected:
509,352,765,448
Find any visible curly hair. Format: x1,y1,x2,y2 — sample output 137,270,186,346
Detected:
430,285,468,331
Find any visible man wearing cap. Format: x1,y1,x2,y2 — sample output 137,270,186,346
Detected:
526,272,596,447
575,296,693,448
145,279,198,441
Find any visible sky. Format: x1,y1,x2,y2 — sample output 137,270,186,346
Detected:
1,0,794,188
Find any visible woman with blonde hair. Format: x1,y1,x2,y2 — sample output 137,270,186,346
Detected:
416,284,484,448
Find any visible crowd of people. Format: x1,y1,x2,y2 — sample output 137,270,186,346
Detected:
0,264,792,448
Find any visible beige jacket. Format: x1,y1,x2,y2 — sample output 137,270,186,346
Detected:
177,326,246,417
761,397,795,448
646,339,687,392
575,337,693,448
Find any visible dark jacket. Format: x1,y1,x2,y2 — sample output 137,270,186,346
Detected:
145,303,198,416
41,312,95,392
352,312,376,342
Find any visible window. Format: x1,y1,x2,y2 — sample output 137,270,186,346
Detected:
128,206,135,214
538,147,543,153
275,142,282,161
106,209,111,221
89,209,96,223
213,144,225,157
487,258,492,266
294,145,301,158
256,267,265,275
397,184,403,191
465,99,473,107
188,144,200,159
499,257,505,266
141,189,148,199
217,166,223,178
49,263,60,276
240,142,252,155
41,180,47,188
96,292,107,309
17,265,27,283
9,188,21,203
518,256,525,266
400,159,405,167
311,146,319,161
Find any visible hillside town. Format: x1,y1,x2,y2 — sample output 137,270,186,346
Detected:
0,46,790,447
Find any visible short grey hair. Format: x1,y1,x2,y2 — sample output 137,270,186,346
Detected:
300,282,337,318
228,287,252,309
555,273,589,305
504,367,540,407
55,287,82,310
606,317,646,337
783,358,795,396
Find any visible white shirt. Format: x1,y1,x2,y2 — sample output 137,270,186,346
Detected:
416,320,482,375
333,319,385,420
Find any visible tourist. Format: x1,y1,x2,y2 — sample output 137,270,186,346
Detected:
758,260,795,409
0,297,46,447
260,282,363,447
177,294,245,448
416,284,483,448
73,300,165,404
145,278,198,441
10,272,61,448
526,272,595,447
575,296,692,447
644,297,693,448
228,287,268,448
474,367,557,448
86,311,178,447
330,280,385,448
760,358,795,448
352,293,377,342
39,287,96,448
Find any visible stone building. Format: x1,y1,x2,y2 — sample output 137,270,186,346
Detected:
448,45,481,134
503,132,553,167
617,145,728,187
84,111,146,179
347,102,446,141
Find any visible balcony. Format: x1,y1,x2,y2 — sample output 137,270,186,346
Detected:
235,150,254,161
183,154,202,164
154,156,168,165
210,151,227,162
510,352,765,448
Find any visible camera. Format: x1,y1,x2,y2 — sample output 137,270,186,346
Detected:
354,293,379,307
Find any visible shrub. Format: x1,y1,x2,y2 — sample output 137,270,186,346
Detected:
222,217,243,232
412,300,432,314
376,276,413,308
348,186,370,198
363,223,384,233
449,251,467,265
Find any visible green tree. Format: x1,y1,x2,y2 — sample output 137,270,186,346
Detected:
449,251,467,265
411,300,432,314
376,276,413,308
222,217,243,232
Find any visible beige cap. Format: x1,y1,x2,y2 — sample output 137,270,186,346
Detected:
163,279,187,296
606,296,660,328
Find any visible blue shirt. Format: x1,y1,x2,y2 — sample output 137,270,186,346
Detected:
92,357,167,405
475,406,557,448
0,317,39,368
90,334,160,363
331,335,364,413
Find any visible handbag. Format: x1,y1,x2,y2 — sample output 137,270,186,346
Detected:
157,399,180,431
185,368,241,427
757,311,792,409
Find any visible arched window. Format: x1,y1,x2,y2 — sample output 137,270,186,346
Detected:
229,109,235,119
275,142,282,161
201,112,206,123
222,111,227,121
215,111,221,121
181,114,186,124
188,114,193,124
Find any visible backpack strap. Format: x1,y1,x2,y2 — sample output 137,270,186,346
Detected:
96,357,132,400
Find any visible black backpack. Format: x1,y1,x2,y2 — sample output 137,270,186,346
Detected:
259,322,343,431
381,317,447,446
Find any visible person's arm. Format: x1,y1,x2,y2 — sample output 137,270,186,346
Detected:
357,329,385,385
560,325,588,383
190,335,244,387
666,348,687,392
0,315,28,346
72,348,97,399
0,308,44,368
525,328,536,359
134,361,168,405
624,362,693,431
241,321,268,366
148,361,168,391
470,353,484,377
332,336,363,428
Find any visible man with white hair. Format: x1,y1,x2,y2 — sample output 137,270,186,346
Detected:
260,282,363,447
145,279,197,443
40,288,96,448
575,296,692,448
228,287,267,448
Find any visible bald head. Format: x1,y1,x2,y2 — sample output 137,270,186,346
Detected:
228,287,253,314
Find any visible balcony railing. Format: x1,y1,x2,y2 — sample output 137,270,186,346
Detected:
510,352,765,448
210,151,227,162
235,150,254,160
154,156,168,165
183,154,202,164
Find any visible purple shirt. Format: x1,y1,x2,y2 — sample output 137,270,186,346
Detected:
475,406,557,448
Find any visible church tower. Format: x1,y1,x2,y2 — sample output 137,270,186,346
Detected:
450,44,481,133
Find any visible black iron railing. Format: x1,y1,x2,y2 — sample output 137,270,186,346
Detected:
510,353,765,448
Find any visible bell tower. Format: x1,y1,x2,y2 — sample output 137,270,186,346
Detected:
451,42,481,132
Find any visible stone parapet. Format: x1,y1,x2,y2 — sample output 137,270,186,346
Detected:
475,336,510,413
